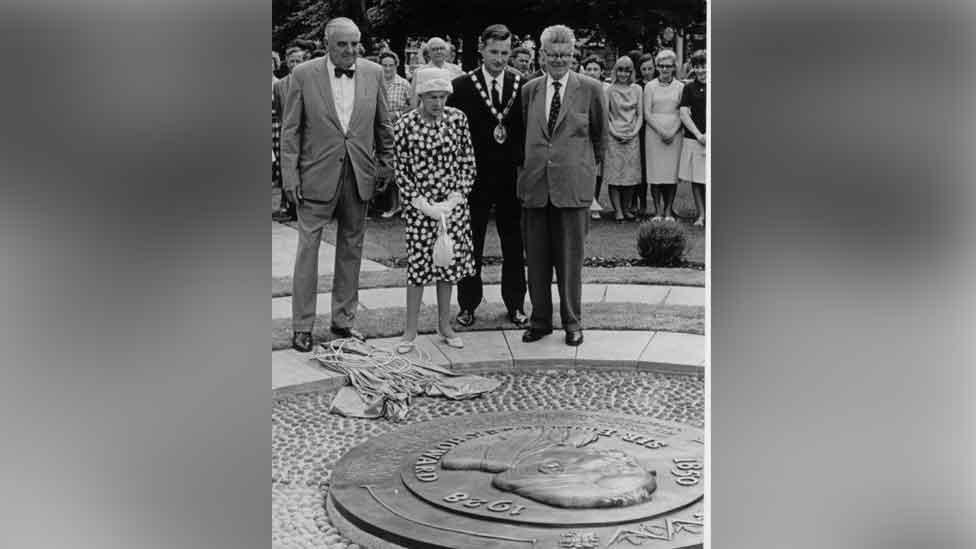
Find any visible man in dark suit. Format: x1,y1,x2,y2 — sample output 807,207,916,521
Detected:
447,24,528,328
280,17,394,351
517,25,607,346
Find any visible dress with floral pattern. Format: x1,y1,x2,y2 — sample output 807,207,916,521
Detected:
394,107,477,286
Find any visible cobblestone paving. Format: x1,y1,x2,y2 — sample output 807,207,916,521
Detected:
272,369,704,549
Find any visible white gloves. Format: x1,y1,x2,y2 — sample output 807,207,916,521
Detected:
412,193,463,220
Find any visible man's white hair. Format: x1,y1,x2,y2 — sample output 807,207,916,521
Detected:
324,17,360,42
539,25,575,50
426,37,448,50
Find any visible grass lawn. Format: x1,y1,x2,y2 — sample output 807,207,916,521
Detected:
273,186,705,266
272,265,704,298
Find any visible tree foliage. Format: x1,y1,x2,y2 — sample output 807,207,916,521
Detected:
273,0,705,62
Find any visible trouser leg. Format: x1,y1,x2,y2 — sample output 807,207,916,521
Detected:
293,200,333,332
551,205,588,332
331,159,367,329
457,198,490,312
522,206,553,331
495,190,526,314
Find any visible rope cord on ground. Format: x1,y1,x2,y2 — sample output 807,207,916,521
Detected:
312,338,500,422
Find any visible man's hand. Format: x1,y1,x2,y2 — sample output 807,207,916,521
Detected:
284,185,303,206
372,175,390,199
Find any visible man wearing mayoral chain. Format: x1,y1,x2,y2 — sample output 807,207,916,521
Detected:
447,24,529,328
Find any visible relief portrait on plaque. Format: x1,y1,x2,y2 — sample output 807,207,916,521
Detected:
441,426,658,508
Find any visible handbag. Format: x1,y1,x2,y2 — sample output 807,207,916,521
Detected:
432,213,454,268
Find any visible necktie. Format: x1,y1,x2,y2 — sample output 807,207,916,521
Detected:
334,67,355,78
491,79,501,110
548,81,562,134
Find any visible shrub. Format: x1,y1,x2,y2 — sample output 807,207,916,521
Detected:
636,222,687,266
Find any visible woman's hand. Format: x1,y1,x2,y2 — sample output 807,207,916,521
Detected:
696,133,706,147
411,196,447,219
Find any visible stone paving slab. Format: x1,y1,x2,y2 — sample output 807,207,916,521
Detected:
272,222,386,279
503,329,578,369
575,329,653,368
430,330,513,373
664,285,707,307
638,331,707,371
272,349,344,391
604,283,671,304
366,335,452,369
273,329,705,391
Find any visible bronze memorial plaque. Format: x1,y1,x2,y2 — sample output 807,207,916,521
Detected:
328,411,704,548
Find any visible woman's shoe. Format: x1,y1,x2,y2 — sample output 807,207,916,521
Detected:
395,339,417,354
590,211,601,220
437,329,464,349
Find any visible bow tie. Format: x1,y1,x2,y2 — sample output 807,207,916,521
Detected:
334,67,355,78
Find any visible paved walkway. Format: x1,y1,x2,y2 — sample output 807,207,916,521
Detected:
270,283,704,319
272,222,387,279
271,221,706,394
273,330,705,394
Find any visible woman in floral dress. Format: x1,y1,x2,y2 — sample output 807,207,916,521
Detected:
393,67,476,351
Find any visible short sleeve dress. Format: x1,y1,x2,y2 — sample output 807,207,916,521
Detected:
394,107,477,286
644,78,684,184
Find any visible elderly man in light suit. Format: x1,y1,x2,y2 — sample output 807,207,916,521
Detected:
517,25,606,347
280,17,394,352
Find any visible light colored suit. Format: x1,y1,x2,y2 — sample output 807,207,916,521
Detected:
517,72,607,333
281,57,394,201
279,57,394,333
517,71,606,207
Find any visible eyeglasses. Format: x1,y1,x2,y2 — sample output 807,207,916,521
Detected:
544,52,574,60
657,64,675,69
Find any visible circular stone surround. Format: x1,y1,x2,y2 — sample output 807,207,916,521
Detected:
328,410,704,549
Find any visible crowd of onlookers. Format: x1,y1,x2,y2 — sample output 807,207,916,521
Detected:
273,30,706,225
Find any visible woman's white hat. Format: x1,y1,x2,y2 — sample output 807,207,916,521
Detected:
414,67,453,95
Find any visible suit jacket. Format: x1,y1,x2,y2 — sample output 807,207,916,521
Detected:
280,57,394,202
447,66,525,201
517,72,607,208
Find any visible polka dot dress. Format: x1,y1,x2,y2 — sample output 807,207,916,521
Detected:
394,107,477,286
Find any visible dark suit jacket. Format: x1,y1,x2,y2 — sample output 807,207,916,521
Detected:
517,72,607,208
447,66,525,202
280,57,394,202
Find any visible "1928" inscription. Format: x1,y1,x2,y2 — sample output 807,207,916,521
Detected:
442,492,526,516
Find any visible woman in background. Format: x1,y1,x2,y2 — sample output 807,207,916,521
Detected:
581,55,608,220
643,49,684,222
678,50,708,226
272,52,281,195
378,51,414,218
603,57,644,223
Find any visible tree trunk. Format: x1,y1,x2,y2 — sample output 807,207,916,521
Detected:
461,33,478,72
389,32,408,77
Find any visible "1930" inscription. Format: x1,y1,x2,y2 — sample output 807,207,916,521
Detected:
671,457,703,486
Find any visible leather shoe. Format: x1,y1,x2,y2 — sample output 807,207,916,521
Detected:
521,328,553,343
565,330,584,346
507,310,529,328
456,309,475,327
330,325,366,341
292,331,314,352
